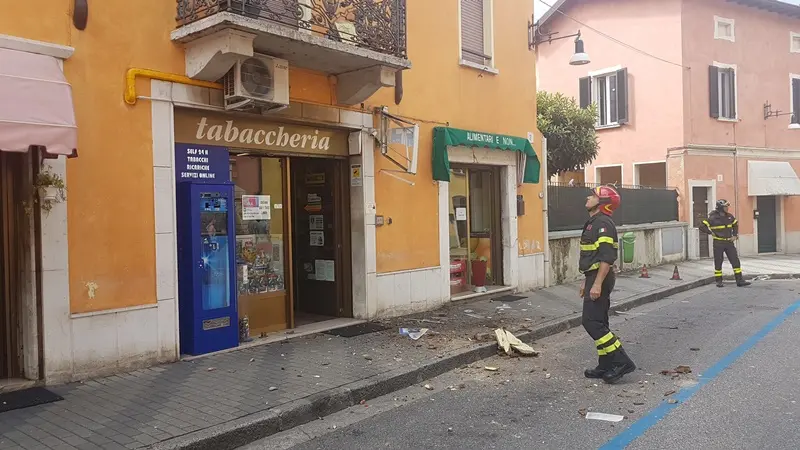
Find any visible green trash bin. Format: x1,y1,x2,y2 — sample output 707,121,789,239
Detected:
622,232,636,264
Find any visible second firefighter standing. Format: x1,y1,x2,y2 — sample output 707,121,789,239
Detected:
699,199,751,288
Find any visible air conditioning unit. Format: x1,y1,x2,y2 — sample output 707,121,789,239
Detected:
223,54,289,112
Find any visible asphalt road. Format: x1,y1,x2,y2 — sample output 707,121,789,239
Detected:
242,281,800,450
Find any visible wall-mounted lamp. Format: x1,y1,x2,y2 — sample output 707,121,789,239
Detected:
529,16,590,66
73,0,88,30
569,33,590,66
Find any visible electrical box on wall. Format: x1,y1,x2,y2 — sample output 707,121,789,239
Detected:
517,195,526,216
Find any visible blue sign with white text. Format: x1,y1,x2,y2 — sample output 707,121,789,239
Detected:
175,143,230,184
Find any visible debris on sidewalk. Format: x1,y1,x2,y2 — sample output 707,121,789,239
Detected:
496,304,512,312
690,347,700,351
484,366,499,372
664,390,676,397
661,365,692,376
399,327,429,340
667,399,679,404
413,318,446,325
494,328,539,357
585,412,625,422
423,384,434,390
269,386,278,391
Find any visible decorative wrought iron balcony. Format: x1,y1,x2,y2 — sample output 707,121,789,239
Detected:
176,0,407,59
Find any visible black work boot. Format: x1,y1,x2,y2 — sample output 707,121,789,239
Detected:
602,348,636,384
584,355,610,379
716,276,724,288
735,273,751,287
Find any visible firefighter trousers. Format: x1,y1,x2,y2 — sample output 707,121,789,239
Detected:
582,270,624,358
713,240,743,280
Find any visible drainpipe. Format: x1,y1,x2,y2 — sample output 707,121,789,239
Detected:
542,137,551,288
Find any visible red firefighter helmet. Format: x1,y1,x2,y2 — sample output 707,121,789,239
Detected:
592,185,621,215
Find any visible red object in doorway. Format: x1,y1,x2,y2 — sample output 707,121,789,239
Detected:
471,259,488,287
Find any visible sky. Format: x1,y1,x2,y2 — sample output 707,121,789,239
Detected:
534,0,800,21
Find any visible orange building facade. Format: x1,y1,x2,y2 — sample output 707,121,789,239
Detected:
0,0,546,384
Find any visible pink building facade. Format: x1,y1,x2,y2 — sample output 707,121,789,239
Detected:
536,0,800,257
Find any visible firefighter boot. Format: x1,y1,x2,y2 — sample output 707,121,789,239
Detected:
716,276,724,288
602,348,636,384
584,355,610,379
736,273,751,287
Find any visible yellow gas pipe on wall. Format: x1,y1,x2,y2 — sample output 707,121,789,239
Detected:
124,68,222,105
124,68,374,115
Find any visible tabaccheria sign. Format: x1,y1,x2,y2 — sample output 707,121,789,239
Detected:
174,109,349,156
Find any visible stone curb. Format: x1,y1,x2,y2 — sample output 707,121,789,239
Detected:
150,273,799,450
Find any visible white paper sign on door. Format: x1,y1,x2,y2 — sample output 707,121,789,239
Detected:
242,195,271,220
455,207,467,221
309,215,324,231
310,231,325,246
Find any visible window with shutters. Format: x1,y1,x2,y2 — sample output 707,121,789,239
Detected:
460,0,495,70
791,32,800,54
791,74,800,129
578,66,629,128
708,63,737,121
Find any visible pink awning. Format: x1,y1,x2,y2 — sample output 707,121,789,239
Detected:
0,48,77,155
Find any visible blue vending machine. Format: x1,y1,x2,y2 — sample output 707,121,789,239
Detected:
175,144,239,355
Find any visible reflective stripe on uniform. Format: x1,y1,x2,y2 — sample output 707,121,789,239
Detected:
709,224,735,230
581,237,619,252
733,268,742,274
598,340,621,355
595,332,622,355
579,262,600,273
713,236,732,241
714,270,723,276
595,332,616,346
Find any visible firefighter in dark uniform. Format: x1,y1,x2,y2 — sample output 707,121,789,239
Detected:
699,199,751,288
579,185,636,384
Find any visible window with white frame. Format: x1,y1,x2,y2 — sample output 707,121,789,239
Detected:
792,32,800,53
460,0,494,68
579,68,630,127
714,16,735,42
791,75,800,127
709,64,737,120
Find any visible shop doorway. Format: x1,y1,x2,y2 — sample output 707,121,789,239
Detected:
757,195,777,253
448,165,503,296
290,158,352,325
0,152,25,379
230,154,352,336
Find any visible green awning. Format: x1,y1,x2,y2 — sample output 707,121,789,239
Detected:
432,127,541,184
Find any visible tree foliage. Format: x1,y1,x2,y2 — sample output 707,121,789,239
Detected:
537,91,599,178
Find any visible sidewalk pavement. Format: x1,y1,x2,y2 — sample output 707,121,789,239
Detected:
1,256,798,450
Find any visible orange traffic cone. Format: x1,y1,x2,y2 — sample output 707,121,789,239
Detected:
671,265,682,281
640,265,650,278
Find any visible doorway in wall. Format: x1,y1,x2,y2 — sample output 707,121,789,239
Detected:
448,165,503,297
230,153,352,336
757,195,777,253
0,152,25,380
290,157,352,326
692,186,710,258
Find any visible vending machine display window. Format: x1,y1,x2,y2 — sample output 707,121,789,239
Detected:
199,193,232,311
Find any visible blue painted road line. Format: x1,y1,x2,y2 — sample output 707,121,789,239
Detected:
599,299,800,450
